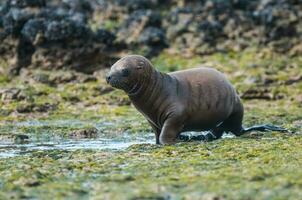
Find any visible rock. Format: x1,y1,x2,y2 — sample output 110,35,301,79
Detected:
69,127,98,138
138,27,167,46
33,102,57,112
1,0,302,70
77,74,97,83
240,87,284,100
33,73,51,84
7,0,46,8
16,103,34,113
198,20,224,43
61,0,92,14
117,9,166,56
62,95,81,103
0,88,25,101
13,134,29,144
2,8,33,36
16,102,57,113
1,0,117,74
284,75,302,85
44,19,91,42
21,18,46,44
49,71,76,84
113,0,161,11
117,9,162,45
0,109,12,116
95,28,116,45
47,71,79,84
95,86,114,96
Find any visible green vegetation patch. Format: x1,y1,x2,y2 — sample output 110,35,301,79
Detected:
0,48,301,199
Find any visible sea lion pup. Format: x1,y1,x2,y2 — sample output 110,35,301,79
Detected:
106,55,286,144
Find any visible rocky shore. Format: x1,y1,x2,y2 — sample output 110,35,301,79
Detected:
1,0,301,74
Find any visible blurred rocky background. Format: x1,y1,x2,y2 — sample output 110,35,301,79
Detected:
0,0,301,75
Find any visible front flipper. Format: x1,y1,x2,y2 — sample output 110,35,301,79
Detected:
147,120,161,144
159,117,184,145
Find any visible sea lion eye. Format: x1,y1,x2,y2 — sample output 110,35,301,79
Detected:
122,68,130,77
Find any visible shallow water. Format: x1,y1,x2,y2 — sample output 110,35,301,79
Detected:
0,138,154,158
0,119,154,158
0,119,236,158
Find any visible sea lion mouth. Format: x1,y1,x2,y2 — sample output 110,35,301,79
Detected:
109,79,131,92
109,79,121,89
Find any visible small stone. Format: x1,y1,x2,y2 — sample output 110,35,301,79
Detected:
16,103,34,113
33,103,57,112
0,109,12,116
0,88,25,101
34,73,51,84
13,134,29,144
97,86,114,95
69,127,98,139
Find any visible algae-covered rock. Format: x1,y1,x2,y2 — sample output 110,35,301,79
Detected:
0,0,117,74
16,102,57,113
69,127,98,138
0,88,25,101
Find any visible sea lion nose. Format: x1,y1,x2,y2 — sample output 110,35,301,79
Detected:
106,75,111,83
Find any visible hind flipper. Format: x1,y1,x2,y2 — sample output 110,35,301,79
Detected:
242,124,287,133
178,129,223,142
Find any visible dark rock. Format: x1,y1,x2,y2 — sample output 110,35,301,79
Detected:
33,102,57,112
37,8,88,23
16,103,34,113
124,9,161,28
0,88,25,101
16,102,57,113
95,29,116,45
284,75,302,85
33,73,50,84
7,0,46,8
44,19,91,42
95,86,114,96
138,27,167,46
48,71,77,84
253,0,300,42
62,95,81,103
1,0,116,74
1,0,302,70
117,9,165,55
198,20,224,43
13,134,29,144
113,0,160,11
2,8,33,36
240,88,284,100
0,109,12,116
21,18,46,44
78,74,97,83
62,0,92,14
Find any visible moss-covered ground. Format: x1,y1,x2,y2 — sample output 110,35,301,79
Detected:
0,48,301,199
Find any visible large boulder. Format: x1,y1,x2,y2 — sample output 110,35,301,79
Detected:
0,0,118,74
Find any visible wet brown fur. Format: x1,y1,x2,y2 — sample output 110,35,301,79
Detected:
107,55,245,144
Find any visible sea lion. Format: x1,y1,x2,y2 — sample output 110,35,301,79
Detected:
106,55,286,144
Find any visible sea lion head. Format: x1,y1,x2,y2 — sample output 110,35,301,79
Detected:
106,55,153,93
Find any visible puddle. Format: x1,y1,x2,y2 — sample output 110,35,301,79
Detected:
0,119,154,158
0,119,236,158
0,137,154,158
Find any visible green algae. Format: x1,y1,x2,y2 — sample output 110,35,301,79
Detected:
0,48,301,199
0,135,302,199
